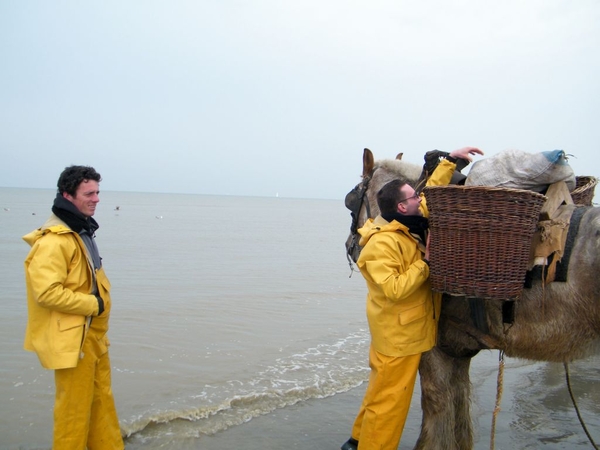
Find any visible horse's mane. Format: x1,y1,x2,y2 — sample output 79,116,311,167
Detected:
374,159,422,184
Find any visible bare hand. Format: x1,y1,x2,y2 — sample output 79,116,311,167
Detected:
449,147,484,162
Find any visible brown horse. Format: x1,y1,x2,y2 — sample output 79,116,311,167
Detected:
345,148,600,449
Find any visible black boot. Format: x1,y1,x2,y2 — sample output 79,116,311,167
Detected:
341,437,358,450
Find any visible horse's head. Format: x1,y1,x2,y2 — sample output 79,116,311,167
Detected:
344,148,422,265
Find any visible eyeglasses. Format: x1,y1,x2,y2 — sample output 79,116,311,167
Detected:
398,193,420,203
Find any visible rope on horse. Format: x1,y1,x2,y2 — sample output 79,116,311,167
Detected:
490,350,505,450
564,362,599,449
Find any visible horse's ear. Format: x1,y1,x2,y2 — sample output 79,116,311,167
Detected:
363,148,374,178
396,153,403,160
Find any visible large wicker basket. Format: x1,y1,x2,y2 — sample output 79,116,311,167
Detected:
571,176,597,206
423,185,547,300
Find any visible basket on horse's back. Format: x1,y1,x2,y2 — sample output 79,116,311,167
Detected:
571,176,597,206
424,185,547,301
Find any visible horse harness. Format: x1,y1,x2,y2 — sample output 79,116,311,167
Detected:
525,205,589,286
344,171,374,272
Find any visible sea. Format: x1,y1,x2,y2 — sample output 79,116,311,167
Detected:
1,187,599,450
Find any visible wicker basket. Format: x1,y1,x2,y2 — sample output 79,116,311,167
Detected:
423,185,547,300
571,176,597,206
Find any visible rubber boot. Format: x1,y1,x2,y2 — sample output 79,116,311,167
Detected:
341,437,359,450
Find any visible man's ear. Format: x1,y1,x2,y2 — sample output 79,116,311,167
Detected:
397,202,407,214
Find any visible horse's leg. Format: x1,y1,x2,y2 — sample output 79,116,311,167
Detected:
450,353,474,449
414,347,473,450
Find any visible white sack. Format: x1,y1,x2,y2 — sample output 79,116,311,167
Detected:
465,149,575,192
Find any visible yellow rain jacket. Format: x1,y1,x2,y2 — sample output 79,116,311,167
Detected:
356,159,455,357
23,214,110,370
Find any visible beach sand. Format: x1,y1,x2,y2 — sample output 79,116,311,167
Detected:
196,384,366,449
122,352,600,450
191,383,424,450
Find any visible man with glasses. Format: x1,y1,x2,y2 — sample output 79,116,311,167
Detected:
341,147,483,450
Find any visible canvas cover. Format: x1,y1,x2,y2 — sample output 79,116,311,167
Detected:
465,149,575,192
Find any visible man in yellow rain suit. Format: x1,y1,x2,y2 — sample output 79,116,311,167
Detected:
23,165,124,449
341,147,483,450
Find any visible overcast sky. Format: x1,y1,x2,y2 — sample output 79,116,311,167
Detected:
1,1,598,199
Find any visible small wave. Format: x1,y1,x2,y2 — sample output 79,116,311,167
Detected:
123,376,367,442
122,330,370,443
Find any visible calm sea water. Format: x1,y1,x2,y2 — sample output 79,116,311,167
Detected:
1,187,598,449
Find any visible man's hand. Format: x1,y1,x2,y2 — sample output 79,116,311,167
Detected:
449,147,484,162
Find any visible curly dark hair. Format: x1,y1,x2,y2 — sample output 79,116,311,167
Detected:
57,165,102,196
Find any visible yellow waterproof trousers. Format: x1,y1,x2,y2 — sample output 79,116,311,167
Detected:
351,345,421,450
53,331,123,450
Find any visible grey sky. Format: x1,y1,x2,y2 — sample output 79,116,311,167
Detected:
1,1,598,199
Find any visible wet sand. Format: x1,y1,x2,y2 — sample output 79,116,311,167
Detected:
153,352,600,450
174,382,430,450
189,384,373,450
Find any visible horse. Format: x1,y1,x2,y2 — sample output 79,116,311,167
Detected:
344,148,600,449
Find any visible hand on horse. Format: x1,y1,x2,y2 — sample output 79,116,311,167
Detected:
449,147,484,162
